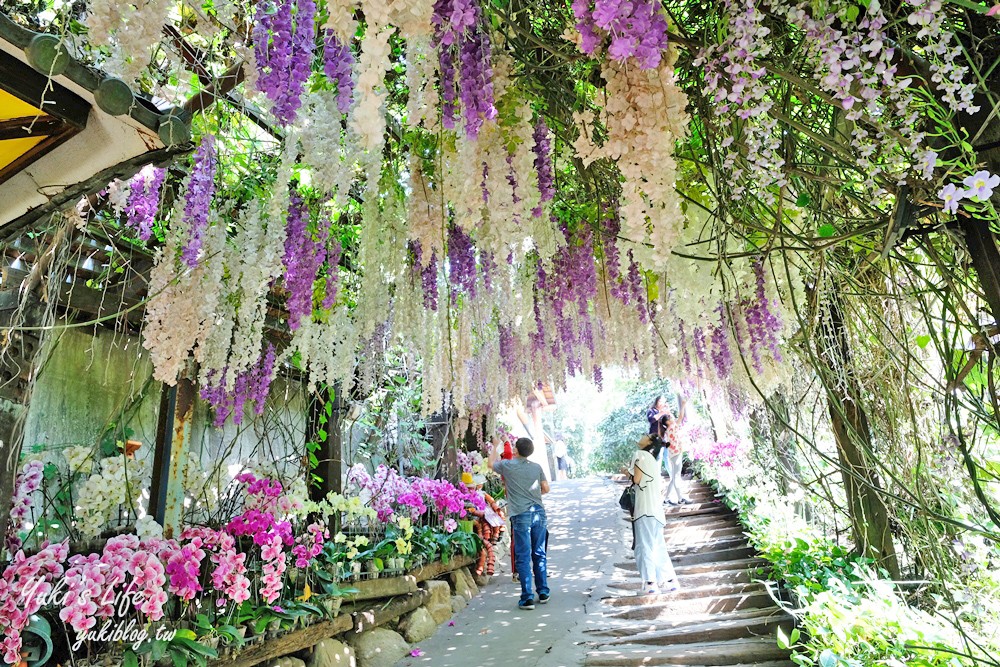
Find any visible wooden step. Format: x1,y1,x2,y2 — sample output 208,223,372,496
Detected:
665,525,745,543
603,611,795,646
668,537,749,557
585,636,792,666
585,606,790,638
673,558,768,575
604,582,765,604
615,552,762,573
605,590,775,619
608,569,753,590
672,545,757,565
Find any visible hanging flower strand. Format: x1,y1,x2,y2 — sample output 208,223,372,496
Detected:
254,0,317,125
180,135,217,268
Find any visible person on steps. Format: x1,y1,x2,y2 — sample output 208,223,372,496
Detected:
663,396,691,505
489,437,551,610
628,434,679,595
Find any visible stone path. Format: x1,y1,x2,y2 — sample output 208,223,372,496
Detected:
393,476,794,667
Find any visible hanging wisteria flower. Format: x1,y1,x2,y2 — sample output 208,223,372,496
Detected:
433,0,498,138
125,165,166,241
323,31,356,114
180,135,217,267
572,0,669,68
532,119,555,215
253,0,316,125
201,344,278,425
962,170,1000,202
939,183,964,214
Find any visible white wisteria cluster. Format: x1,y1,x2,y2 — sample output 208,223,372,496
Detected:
143,216,226,384
85,0,172,84
574,47,690,271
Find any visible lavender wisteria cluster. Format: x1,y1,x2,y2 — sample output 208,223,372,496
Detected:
323,30,356,114
200,344,277,426
180,136,217,268
571,0,669,68
532,119,555,216
124,165,166,242
432,0,498,138
253,0,316,125
283,197,339,329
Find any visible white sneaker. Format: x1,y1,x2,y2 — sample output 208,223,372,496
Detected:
644,582,660,595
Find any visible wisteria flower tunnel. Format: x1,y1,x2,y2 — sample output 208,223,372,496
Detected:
1,0,1000,665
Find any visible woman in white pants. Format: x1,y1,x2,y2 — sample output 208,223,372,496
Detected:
663,397,690,505
628,435,678,594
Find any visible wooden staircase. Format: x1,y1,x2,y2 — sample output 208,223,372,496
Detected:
584,480,796,667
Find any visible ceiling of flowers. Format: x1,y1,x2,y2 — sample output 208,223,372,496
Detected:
4,0,998,422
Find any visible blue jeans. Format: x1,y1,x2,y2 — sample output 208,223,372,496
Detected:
511,506,549,604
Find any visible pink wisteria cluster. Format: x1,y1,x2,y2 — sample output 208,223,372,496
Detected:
0,542,68,664
939,170,1000,214
5,460,43,552
346,464,486,524
685,426,749,469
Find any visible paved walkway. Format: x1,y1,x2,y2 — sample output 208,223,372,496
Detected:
394,476,624,667
394,476,795,667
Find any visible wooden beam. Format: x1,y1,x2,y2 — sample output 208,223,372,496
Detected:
0,48,89,129
206,614,354,667
0,122,81,187
2,143,191,243
0,115,65,140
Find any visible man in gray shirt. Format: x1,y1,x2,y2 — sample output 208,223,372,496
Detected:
489,437,550,610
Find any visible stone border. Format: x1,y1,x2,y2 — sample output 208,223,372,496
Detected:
209,555,480,667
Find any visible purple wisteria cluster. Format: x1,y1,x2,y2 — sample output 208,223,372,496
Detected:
599,212,648,321
743,259,783,372
180,135,217,268
532,119,555,216
571,0,669,69
284,198,338,328
497,323,519,375
709,306,734,379
447,224,477,302
200,344,277,426
534,222,601,373
253,0,316,125
410,241,440,311
125,165,166,242
323,31,356,115
432,0,498,138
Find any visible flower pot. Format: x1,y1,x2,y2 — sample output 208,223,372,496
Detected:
287,566,300,583
458,519,474,533
321,597,343,618
349,561,362,581
364,559,379,578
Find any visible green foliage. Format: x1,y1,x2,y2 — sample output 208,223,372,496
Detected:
591,378,676,473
